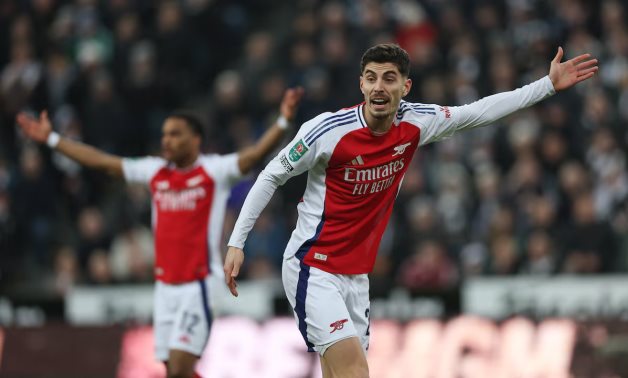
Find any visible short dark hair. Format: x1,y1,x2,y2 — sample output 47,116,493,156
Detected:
168,111,205,138
360,43,410,77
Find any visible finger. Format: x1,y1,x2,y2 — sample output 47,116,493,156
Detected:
223,265,232,284
576,59,598,69
16,114,35,130
575,72,595,83
41,110,48,122
16,112,34,124
294,86,305,99
231,261,240,278
228,278,238,297
552,46,563,63
16,113,28,126
577,66,598,77
282,90,297,107
569,53,592,65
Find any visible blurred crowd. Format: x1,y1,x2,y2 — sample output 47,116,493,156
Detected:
0,0,627,297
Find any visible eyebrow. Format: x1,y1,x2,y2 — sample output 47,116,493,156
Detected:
364,69,399,77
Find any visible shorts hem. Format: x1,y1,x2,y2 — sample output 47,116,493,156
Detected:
156,345,204,361
315,335,358,356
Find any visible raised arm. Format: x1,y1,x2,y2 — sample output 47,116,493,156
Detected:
16,111,123,177
237,87,304,174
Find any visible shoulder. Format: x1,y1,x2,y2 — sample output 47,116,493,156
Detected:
300,105,363,146
396,101,443,125
121,156,168,182
198,153,239,169
198,153,240,179
123,155,167,168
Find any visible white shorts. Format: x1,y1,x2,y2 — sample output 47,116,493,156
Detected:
153,275,214,361
282,256,370,356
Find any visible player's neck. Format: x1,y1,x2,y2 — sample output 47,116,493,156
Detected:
363,110,395,135
173,154,199,169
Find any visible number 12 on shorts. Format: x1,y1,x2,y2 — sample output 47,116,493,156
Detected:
180,311,200,334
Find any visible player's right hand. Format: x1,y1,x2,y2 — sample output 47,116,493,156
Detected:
280,86,305,122
16,110,53,144
224,247,245,297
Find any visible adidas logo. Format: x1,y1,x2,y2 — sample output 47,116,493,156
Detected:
348,155,365,166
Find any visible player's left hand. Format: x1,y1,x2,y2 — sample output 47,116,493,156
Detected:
280,86,305,122
549,46,598,91
224,247,244,297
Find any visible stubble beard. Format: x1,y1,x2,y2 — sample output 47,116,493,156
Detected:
370,105,395,120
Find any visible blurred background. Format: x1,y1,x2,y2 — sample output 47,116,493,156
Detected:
0,0,627,377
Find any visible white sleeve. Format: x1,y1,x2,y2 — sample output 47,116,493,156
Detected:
418,76,556,146
200,153,242,187
121,156,165,184
227,117,323,249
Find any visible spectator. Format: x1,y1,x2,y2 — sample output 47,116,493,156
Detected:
0,0,625,296
519,229,557,275
398,240,458,291
50,245,79,295
559,192,617,273
76,206,111,270
485,235,520,275
10,146,56,266
109,224,154,283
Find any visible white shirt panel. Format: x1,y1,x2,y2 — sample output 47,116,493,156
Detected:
122,156,167,184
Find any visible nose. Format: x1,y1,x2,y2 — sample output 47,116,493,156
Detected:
373,78,385,92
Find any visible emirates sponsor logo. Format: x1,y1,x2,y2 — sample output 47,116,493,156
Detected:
154,187,206,211
344,158,404,196
344,158,404,182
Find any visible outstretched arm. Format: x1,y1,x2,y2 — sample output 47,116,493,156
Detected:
549,46,598,91
418,47,599,145
16,111,124,177
237,87,304,174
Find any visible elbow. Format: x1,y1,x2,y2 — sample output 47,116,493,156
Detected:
238,150,264,175
259,169,284,188
238,158,255,175
104,166,122,178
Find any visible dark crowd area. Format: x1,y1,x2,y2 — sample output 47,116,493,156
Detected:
0,0,626,298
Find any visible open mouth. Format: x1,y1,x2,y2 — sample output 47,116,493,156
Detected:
370,98,389,110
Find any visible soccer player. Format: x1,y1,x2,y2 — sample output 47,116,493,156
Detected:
16,87,303,378
224,44,597,377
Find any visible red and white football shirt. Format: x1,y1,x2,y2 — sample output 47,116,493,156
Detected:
123,154,241,283
229,76,556,274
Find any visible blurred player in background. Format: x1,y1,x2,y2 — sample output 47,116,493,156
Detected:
16,87,303,378
224,44,597,377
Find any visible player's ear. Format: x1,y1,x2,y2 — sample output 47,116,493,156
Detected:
403,78,412,97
